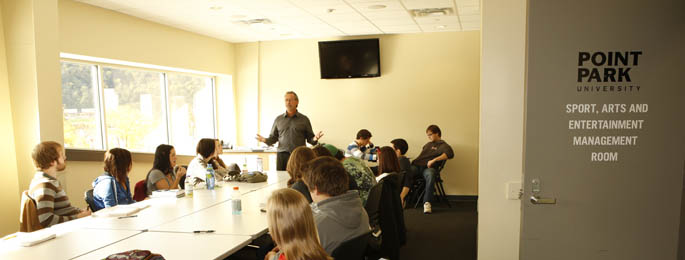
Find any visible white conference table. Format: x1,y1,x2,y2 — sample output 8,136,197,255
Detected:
82,171,290,231
148,181,288,238
0,228,140,259
72,232,252,260
0,171,291,259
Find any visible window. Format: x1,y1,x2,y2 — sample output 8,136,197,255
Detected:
61,60,217,154
61,62,103,150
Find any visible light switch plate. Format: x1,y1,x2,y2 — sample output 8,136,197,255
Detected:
506,181,522,200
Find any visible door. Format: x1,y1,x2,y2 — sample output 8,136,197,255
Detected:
520,0,685,259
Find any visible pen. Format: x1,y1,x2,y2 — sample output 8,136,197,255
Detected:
2,234,17,240
193,230,215,233
118,215,138,219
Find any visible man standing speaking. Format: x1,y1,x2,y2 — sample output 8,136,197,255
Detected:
256,91,323,170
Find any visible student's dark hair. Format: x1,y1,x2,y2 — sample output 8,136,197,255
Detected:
356,129,372,140
312,145,332,157
196,138,216,159
152,144,174,175
377,146,401,176
426,124,442,137
31,141,63,170
303,157,348,196
390,138,409,155
104,148,132,183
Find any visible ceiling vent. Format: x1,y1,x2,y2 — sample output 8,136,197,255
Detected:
409,8,454,17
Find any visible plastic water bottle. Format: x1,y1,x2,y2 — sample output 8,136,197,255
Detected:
184,173,193,197
242,157,248,173
231,187,242,215
206,164,215,190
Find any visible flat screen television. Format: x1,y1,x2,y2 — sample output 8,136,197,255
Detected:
318,39,380,79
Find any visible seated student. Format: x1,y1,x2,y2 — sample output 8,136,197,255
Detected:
390,138,413,204
28,141,90,228
146,144,187,196
345,129,378,162
313,144,362,194
287,146,317,203
330,144,376,205
303,156,371,254
410,125,454,214
186,138,217,184
210,139,229,179
265,188,332,260
375,146,407,259
92,148,136,211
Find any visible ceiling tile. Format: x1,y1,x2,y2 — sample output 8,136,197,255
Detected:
75,0,478,42
401,0,452,10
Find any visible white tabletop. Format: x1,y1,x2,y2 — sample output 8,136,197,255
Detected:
0,229,139,259
72,232,252,260
1,171,291,259
148,179,289,238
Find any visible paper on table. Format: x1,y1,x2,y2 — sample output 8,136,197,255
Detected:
150,189,185,198
92,204,151,218
17,231,56,247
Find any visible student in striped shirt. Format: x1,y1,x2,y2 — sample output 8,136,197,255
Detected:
345,129,378,162
28,141,90,228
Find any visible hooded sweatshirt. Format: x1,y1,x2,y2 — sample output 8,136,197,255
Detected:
311,190,371,254
92,173,134,211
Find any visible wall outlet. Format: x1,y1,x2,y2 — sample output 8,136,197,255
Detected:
506,181,522,200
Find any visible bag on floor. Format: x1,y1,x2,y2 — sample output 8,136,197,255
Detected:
104,249,165,260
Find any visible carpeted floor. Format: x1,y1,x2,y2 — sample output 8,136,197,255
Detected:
399,199,478,260
227,199,478,260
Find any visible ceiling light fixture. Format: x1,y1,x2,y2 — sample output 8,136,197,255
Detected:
409,8,454,17
234,18,273,26
209,5,223,11
368,4,386,10
436,25,447,29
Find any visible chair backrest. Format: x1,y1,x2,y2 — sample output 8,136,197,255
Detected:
434,160,447,172
84,189,100,212
330,231,371,260
364,182,383,228
19,190,43,232
133,180,147,202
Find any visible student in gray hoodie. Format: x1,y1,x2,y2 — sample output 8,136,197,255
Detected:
303,156,371,254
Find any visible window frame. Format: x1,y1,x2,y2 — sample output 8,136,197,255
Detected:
60,56,219,157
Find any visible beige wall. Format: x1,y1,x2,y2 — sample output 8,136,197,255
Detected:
0,0,21,237
479,0,526,258
234,43,260,148
236,32,480,195
58,0,234,75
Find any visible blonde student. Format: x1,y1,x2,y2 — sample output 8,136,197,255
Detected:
265,189,331,260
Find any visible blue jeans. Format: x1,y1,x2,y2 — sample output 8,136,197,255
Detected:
411,165,437,204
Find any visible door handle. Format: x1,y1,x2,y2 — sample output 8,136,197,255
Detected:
530,195,556,204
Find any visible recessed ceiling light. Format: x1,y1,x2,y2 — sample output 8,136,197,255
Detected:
369,4,386,9
436,25,447,29
209,5,223,11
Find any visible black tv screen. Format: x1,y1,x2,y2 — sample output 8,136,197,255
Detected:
318,39,380,79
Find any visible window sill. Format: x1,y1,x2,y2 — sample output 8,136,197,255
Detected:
66,149,195,163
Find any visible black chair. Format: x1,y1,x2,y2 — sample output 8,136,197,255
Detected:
84,189,99,212
330,231,371,260
408,161,451,208
178,165,188,189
